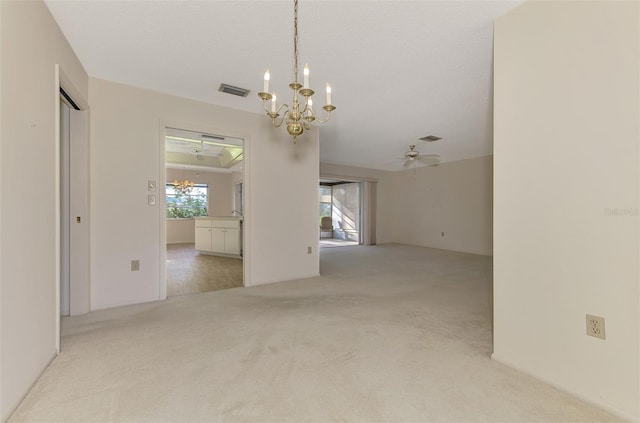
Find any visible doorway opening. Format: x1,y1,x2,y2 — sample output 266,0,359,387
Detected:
163,127,244,297
59,88,89,319
319,180,361,248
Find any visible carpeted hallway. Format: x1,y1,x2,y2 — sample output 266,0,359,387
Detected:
10,245,619,422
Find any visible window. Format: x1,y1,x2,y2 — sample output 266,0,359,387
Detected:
166,183,208,218
234,182,243,215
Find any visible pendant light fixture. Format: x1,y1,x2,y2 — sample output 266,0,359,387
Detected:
257,0,336,143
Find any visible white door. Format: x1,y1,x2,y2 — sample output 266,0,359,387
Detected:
195,227,212,251
60,101,71,317
212,228,226,253
69,107,90,315
60,95,90,317
224,228,240,255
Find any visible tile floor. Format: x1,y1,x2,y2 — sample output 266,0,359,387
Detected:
166,243,243,296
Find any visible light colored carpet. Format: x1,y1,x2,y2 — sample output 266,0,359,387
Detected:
10,245,620,422
166,243,243,297
319,238,359,248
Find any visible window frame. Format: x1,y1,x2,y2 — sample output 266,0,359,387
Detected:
165,182,209,219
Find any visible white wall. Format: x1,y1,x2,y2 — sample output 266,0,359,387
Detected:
90,78,319,309
165,168,233,244
390,155,493,256
494,1,639,420
0,1,88,420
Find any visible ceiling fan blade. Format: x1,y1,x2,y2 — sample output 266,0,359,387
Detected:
402,160,411,168
418,154,440,159
417,157,440,165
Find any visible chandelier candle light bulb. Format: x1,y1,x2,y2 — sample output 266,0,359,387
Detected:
263,70,270,93
303,64,309,88
257,0,336,142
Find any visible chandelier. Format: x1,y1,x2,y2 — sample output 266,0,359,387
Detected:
173,179,194,190
257,0,336,143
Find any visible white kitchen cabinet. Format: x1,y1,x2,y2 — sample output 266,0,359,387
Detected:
195,219,212,251
194,217,242,257
222,228,240,255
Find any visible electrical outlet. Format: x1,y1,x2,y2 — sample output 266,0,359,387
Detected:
307,246,312,254
586,314,605,340
131,260,140,271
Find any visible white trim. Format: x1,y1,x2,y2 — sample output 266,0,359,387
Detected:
158,119,250,295
320,172,378,183
54,65,61,353
492,352,637,422
55,65,90,351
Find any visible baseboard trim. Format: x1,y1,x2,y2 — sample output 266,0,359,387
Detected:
4,350,57,422
491,352,638,422
90,295,165,312
247,273,321,288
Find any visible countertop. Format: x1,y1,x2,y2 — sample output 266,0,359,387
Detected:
194,216,243,221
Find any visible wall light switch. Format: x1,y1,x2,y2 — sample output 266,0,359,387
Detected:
307,246,312,254
148,180,156,191
148,195,156,206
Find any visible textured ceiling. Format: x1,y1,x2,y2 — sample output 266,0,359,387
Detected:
45,0,522,171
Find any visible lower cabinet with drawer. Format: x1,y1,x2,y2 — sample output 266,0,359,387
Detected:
194,218,242,258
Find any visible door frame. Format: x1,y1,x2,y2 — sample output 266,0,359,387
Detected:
54,65,90,352
158,120,249,299
319,173,378,246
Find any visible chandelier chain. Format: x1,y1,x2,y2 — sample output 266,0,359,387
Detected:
293,0,299,82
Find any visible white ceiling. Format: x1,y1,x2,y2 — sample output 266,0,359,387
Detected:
45,0,522,171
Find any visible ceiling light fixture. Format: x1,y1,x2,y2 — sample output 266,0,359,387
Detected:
257,0,336,143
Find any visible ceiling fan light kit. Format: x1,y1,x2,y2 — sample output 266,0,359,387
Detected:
402,145,441,171
257,0,336,143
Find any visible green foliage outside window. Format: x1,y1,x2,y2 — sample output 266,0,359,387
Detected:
166,183,208,218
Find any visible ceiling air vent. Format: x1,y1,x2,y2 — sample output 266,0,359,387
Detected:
419,135,442,142
218,83,250,97
201,134,225,141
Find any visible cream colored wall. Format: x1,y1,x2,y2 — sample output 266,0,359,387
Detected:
494,1,639,420
165,169,233,244
390,156,493,256
319,158,492,252
231,170,243,185
166,219,196,245
319,162,393,244
90,78,319,309
0,1,88,420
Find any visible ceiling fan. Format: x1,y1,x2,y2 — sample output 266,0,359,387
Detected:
402,145,440,168
190,146,206,161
